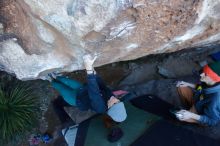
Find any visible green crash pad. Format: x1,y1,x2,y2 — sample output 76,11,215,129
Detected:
84,102,161,146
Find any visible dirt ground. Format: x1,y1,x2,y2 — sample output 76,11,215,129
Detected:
2,45,220,146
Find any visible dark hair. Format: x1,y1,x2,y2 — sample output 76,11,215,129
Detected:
102,114,123,142
102,114,118,129
107,127,123,142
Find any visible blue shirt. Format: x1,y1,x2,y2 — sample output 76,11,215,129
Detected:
76,74,114,113
195,83,220,126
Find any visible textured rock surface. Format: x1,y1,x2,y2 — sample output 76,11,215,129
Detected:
1,0,220,80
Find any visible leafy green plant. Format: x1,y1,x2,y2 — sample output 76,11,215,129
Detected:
0,81,39,143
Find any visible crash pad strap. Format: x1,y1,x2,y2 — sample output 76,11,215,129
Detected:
74,119,90,146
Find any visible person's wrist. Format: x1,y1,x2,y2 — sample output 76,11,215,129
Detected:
86,70,94,74
86,67,94,74
192,113,200,120
85,66,93,71
84,64,92,69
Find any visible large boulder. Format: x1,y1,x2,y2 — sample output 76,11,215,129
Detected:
0,0,220,80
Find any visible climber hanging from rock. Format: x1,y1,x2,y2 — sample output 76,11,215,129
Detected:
48,54,127,142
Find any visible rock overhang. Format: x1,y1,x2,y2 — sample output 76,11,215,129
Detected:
0,0,220,80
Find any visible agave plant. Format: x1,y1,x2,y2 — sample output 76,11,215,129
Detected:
0,81,39,143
